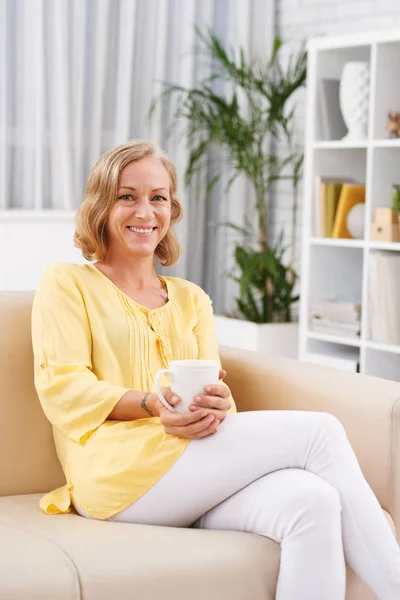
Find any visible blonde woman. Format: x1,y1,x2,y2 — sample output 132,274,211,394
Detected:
32,140,400,600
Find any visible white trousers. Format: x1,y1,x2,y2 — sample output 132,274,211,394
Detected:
76,411,400,600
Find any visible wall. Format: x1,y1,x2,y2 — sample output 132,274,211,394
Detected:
0,212,85,290
273,0,400,275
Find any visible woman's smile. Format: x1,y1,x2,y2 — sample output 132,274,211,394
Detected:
126,225,157,236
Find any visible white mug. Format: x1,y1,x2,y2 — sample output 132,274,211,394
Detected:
154,359,220,414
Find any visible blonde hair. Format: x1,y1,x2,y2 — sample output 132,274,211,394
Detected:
74,140,183,265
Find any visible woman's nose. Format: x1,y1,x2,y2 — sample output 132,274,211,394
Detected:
133,199,153,220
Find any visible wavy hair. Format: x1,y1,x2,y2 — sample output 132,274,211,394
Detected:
74,140,183,265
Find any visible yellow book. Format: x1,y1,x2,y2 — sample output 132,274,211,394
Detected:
319,182,326,236
332,184,366,239
325,182,342,237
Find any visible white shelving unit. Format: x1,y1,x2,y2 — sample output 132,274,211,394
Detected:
299,29,400,383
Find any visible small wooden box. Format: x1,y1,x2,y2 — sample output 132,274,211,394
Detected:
375,207,397,226
370,222,400,242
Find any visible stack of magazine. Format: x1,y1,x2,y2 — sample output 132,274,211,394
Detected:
309,299,361,338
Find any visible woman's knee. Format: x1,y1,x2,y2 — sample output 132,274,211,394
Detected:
308,411,347,439
282,470,342,523
267,471,342,543
301,479,342,521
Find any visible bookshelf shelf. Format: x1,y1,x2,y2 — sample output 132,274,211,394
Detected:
299,30,400,383
371,139,400,148
306,331,362,348
312,140,368,150
364,341,400,355
310,237,365,248
369,241,400,251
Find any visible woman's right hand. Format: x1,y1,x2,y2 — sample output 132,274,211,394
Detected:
155,388,220,439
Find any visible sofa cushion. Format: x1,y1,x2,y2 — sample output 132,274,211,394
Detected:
0,520,80,600
0,292,65,497
0,494,280,600
1,494,394,600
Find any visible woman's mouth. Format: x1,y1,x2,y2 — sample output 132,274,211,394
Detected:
126,226,156,236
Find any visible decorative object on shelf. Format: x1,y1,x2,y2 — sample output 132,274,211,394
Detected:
332,183,366,238
391,184,400,231
386,112,400,138
370,207,400,242
318,78,347,140
346,203,365,240
339,61,370,141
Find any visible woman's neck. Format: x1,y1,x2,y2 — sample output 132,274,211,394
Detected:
97,253,158,290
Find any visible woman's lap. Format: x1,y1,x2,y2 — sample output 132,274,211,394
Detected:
110,409,337,527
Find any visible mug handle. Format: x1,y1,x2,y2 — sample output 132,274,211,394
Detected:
154,369,176,412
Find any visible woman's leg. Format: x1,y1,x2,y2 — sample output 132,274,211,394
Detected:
108,410,400,600
192,468,346,600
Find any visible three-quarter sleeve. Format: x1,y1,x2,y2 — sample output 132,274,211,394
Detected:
193,289,221,363
193,288,237,413
31,264,130,444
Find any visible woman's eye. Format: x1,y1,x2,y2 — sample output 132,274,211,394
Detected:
153,195,167,202
118,195,134,201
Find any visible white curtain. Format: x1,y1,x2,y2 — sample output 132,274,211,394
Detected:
1,0,274,313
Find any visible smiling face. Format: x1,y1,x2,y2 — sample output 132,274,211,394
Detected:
106,156,172,261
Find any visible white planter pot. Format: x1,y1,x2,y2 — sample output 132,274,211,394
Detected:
214,315,299,359
339,61,370,141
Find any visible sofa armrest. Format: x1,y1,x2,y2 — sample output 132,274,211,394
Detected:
219,346,400,537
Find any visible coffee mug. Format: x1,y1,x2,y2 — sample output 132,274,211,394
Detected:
154,359,220,414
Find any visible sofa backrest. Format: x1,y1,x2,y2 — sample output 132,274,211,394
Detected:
0,292,65,496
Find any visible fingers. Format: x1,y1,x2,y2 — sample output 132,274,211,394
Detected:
189,406,227,423
219,369,227,380
190,415,220,439
191,392,231,412
179,413,219,439
164,413,218,438
203,383,230,398
160,387,181,409
160,405,209,428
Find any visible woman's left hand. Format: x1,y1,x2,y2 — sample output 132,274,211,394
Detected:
189,369,231,424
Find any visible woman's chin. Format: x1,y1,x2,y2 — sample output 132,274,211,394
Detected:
125,241,157,257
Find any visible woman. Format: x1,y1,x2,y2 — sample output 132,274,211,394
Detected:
32,140,400,600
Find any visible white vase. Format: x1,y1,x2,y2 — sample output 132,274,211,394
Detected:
339,61,370,141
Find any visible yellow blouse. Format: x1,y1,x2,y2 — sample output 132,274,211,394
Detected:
31,263,236,520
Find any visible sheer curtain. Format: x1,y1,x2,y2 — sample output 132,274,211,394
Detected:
1,0,274,312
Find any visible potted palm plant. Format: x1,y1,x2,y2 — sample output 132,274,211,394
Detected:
151,30,307,357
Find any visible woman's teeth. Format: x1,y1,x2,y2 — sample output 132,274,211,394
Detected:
127,227,154,234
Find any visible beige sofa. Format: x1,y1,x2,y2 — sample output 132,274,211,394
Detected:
1,292,400,600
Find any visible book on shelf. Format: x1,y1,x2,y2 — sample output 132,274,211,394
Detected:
309,300,361,313
310,325,360,338
311,318,360,334
314,178,365,238
368,252,400,345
